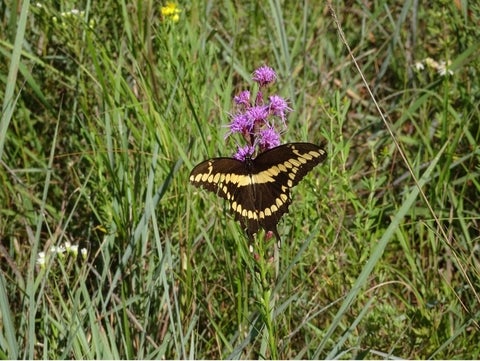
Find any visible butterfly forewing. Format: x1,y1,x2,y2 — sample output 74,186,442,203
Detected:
252,143,327,188
189,142,327,238
189,157,247,199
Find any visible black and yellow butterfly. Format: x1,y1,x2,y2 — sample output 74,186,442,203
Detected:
189,142,327,240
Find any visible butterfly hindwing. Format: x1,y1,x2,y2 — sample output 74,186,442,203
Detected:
189,142,327,238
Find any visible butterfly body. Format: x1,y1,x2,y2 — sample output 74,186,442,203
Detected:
190,143,327,239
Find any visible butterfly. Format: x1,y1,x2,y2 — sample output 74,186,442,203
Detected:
189,142,327,240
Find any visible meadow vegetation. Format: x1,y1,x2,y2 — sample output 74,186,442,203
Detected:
0,1,479,359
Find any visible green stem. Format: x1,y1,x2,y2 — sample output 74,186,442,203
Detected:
256,233,278,359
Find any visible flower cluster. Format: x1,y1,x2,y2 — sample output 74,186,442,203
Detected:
414,57,453,76
227,66,292,161
36,241,87,270
161,2,181,22
49,7,95,29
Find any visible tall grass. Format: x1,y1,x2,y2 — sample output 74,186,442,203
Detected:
1,0,479,359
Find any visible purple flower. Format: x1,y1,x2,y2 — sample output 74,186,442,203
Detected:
252,65,277,87
228,113,252,136
268,95,291,122
234,145,255,161
259,127,280,150
234,90,251,107
246,105,269,125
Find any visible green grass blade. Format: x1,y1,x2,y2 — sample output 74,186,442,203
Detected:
0,0,30,160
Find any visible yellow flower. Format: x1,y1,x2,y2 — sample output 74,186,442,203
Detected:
161,2,181,22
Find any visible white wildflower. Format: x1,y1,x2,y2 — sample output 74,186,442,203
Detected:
50,245,66,254
437,60,453,76
69,244,79,256
414,61,424,71
36,252,46,268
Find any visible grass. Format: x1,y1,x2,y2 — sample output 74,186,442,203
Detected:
1,0,479,359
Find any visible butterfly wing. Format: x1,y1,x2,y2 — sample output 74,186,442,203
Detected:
252,143,327,188
189,157,247,199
